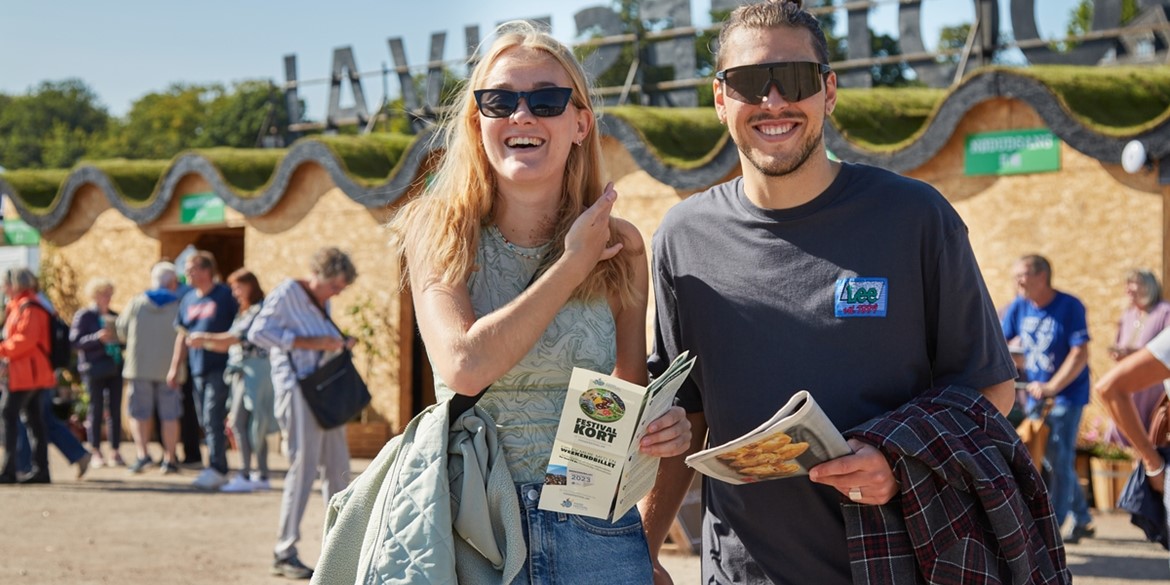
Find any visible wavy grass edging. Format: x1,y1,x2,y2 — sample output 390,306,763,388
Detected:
825,68,1170,172
1009,65,1170,134
0,132,438,231
604,106,728,169
2,67,1168,233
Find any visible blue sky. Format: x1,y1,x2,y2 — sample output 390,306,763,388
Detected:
1,0,1080,119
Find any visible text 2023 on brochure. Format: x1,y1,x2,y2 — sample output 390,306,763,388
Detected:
685,390,853,485
538,352,696,521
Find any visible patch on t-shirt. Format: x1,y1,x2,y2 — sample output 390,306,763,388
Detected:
834,277,888,318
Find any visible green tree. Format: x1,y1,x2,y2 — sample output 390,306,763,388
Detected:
870,32,914,87
810,1,846,62
200,80,290,148
693,7,729,107
584,1,645,97
362,69,460,134
424,68,464,114
42,122,95,169
937,23,972,65
0,79,109,169
111,83,221,159
1063,0,1140,50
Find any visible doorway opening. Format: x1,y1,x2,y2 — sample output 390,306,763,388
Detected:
409,313,435,419
160,227,245,281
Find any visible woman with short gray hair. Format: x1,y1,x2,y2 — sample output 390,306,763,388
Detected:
1107,269,1170,443
309,247,358,284
3,267,38,290
0,267,58,483
247,247,357,579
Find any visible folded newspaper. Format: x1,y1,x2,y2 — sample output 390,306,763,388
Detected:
685,390,853,485
538,352,696,521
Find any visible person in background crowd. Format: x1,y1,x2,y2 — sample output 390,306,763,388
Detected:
178,367,203,466
0,267,58,484
188,268,275,493
167,251,239,490
1107,269,1170,444
13,281,92,480
1003,254,1095,544
1096,327,1170,561
388,21,689,584
248,247,357,579
116,262,184,475
172,269,203,468
70,277,124,468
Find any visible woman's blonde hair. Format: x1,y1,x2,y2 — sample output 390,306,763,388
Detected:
84,277,115,300
388,20,637,307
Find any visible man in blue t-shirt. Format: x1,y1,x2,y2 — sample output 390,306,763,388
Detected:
167,250,239,491
1002,253,1094,542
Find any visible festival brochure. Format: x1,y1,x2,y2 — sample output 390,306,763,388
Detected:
538,352,697,521
684,390,853,485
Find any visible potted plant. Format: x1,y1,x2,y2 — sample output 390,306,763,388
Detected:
341,295,393,458
1078,411,1135,511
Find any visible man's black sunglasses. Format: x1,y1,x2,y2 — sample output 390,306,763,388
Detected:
473,87,574,118
715,61,832,105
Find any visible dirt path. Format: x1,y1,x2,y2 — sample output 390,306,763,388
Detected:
8,445,1160,584
0,446,702,584
1,451,326,585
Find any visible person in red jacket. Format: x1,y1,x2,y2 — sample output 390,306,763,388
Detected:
0,267,58,484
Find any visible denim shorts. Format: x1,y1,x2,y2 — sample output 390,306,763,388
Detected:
511,481,653,585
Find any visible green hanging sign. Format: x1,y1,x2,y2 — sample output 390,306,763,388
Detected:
3,218,41,246
965,129,1061,176
180,192,225,225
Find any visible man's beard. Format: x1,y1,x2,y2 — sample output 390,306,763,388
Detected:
740,124,823,178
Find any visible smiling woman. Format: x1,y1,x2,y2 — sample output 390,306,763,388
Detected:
376,19,692,584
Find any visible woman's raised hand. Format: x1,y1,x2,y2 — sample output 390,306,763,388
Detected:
563,182,623,272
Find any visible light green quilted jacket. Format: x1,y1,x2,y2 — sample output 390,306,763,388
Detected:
312,403,526,585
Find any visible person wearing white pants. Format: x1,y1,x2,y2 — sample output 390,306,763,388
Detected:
271,380,349,566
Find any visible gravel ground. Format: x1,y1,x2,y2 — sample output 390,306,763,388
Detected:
1,445,1162,584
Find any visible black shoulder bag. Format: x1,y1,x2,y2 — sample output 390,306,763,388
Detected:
296,282,371,429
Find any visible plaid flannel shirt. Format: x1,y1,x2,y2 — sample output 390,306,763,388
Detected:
843,385,1071,585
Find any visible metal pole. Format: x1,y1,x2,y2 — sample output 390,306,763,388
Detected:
952,17,982,87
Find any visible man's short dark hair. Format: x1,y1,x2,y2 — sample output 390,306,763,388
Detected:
191,250,218,277
716,0,830,70
1019,254,1052,286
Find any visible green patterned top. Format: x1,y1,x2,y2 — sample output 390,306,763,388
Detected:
432,225,617,483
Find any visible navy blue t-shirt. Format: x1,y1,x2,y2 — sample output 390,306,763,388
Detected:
176,283,239,376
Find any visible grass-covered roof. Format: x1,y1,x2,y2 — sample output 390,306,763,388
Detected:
1,65,1166,232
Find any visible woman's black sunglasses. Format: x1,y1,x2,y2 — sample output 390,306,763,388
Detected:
473,87,574,118
715,61,832,105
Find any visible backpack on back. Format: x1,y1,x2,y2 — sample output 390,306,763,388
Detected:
20,301,73,370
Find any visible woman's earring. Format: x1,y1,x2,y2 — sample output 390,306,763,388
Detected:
574,137,583,146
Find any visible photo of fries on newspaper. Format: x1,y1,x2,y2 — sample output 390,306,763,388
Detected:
714,432,809,479
686,390,853,485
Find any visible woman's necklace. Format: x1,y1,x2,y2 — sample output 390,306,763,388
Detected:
1125,308,1149,348
488,224,548,260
